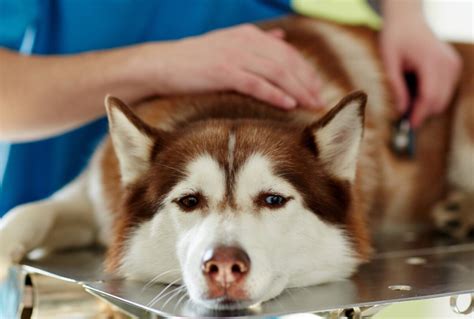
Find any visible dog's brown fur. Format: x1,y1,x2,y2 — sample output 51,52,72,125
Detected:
98,17,473,270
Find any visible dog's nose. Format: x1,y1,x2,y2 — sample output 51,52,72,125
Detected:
202,246,250,289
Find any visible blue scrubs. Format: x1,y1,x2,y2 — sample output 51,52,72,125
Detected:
0,0,292,216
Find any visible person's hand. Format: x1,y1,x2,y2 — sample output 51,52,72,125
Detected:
139,24,323,110
380,2,462,128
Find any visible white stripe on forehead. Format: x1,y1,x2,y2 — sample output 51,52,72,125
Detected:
234,153,299,207
227,131,236,176
166,154,226,201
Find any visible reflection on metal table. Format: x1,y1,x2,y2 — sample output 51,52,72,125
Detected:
9,226,474,318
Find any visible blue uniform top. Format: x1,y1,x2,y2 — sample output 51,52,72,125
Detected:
0,0,292,216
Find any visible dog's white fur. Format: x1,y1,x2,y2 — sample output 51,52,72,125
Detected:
120,153,359,308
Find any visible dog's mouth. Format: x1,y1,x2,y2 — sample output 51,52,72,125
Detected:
215,297,250,309
198,296,261,310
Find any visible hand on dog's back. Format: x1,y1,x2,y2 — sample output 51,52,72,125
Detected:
0,23,323,142
145,24,324,110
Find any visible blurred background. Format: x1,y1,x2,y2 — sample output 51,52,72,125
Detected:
423,0,473,42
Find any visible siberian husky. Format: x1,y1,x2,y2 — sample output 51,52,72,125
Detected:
0,17,472,310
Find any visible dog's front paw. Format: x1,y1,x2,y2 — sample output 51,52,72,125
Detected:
0,229,27,280
0,201,55,277
432,191,474,239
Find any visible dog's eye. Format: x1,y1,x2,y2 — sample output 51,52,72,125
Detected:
266,195,285,206
259,193,289,209
177,194,201,210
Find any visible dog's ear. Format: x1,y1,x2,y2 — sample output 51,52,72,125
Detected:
105,96,162,186
307,91,367,182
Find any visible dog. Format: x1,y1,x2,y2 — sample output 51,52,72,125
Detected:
0,16,472,310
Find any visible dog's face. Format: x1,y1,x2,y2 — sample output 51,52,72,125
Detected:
105,92,367,309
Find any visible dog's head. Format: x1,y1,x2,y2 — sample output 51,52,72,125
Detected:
104,91,368,310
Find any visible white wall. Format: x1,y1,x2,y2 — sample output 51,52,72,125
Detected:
424,0,473,42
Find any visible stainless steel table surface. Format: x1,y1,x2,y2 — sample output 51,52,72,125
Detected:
20,226,474,318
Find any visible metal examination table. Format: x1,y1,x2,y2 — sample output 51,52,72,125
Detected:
6,224,474,318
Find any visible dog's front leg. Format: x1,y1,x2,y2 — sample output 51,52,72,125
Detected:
0,171,96,277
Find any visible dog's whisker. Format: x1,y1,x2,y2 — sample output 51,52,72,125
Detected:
173,290,189,312
147,287,178,308
148,284,186,308
141,269,181,293
146,277,182,307
149,286,186,310
161,285,186,309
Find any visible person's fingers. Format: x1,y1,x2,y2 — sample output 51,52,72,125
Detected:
410,68,439,128
410,97,431,128
295,63,323,108
430,79,452,115
431,60,462,115
239,54,317,109
249,29,323,108
381,47,409,113
228,70,297,109
286,52,323,108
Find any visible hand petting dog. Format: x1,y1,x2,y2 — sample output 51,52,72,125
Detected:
144,24,324,110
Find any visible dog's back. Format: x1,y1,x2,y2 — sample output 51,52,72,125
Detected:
99,16,472,229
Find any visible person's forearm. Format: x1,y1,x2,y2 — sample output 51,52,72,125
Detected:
0,45,155,142
0,24,325,142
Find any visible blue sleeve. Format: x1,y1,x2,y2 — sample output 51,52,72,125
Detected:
0,0,39,51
